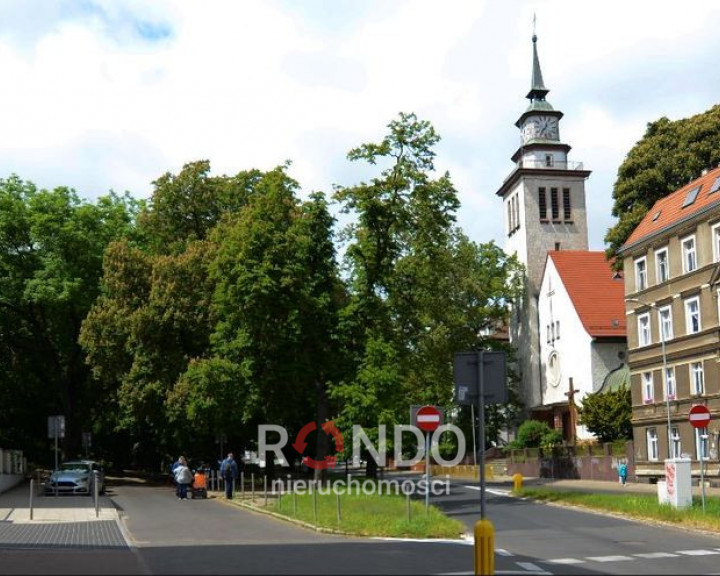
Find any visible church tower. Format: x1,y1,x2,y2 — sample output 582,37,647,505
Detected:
496,31,591,414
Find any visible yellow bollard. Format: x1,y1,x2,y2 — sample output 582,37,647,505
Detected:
474,518,495,575
512,473,523,492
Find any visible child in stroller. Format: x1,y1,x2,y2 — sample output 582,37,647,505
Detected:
190,466,208,499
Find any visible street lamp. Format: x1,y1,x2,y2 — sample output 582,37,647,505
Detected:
626,297,673,460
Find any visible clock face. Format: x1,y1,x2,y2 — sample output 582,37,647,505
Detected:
537,116,558,139
522,120,538,143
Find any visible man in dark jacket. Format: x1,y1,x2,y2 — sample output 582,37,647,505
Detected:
220,452,239,499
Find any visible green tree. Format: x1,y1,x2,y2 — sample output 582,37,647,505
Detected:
578,385,632,443
508,420,559,449
331,113,524,474
208,167,346,474
0,175,140,462
80,161,255,468
605,105,720,263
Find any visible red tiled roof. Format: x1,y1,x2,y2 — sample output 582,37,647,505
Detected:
548,251,626,338
624,166,720,248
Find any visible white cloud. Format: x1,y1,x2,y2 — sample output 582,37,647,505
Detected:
0,0,719,251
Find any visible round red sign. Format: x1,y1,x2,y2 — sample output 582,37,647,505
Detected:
416,405,442,432
689,404,711,429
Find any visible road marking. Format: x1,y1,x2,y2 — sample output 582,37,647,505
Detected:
546,558,585,564
516,561,549,574
634,552,678,558
676,549,720,555
496,548,514,556
461,485,511,497
586,555,634,562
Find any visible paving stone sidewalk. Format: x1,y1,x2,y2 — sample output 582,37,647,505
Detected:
0,481,128,549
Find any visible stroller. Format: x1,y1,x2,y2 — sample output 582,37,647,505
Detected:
190,468,208,499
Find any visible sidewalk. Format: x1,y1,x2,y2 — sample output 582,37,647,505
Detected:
490,474,720,497
0,481,119,523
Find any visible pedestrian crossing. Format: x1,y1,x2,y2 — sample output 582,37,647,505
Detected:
490,546,720,574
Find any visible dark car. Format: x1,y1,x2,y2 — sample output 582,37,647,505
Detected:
44,460,105,495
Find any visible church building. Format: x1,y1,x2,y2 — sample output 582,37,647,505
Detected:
495,32,627,441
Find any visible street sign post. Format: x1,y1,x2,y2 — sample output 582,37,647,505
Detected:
414,405,442,511
47,415,65,473
689,404,712,512
416,405,442,432
689,404,711,428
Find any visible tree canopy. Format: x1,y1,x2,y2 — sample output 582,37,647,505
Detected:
605,104,720,263
6,114,525,473
578,385,632,443
0,176,140,461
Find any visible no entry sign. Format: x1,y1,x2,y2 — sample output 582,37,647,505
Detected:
689,404,711,428
416,405,442,432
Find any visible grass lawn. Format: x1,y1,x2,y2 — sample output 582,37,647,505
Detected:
516,487,720,533
264,481,465,538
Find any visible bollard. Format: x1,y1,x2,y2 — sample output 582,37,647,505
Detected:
241,471,245,499
94,470,100,518
512,473,523,492
29,479,34,520
474,518,495,575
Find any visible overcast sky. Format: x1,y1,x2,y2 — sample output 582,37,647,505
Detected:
1,0,719,251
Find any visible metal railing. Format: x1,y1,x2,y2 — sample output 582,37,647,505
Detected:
516,159,585,170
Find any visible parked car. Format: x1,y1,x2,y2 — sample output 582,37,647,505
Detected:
44,460,105,495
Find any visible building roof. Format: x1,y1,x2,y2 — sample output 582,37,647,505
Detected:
599,362,630,394
623,165,720,249
548,251,626,338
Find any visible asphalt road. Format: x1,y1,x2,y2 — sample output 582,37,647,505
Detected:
3,476,720,575
431,478,720,575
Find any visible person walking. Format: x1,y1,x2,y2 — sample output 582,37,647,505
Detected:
618,461,628,486
220,452,239,499
174,456,193,500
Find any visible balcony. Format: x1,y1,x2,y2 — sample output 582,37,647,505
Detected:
516,159,585,170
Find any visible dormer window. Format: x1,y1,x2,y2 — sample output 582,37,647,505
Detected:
682,185,702,208
710,176,720,195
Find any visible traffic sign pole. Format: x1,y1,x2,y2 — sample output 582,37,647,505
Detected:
474,349,494,576
425,431,430,512
688,405,711,513
415,405,442,513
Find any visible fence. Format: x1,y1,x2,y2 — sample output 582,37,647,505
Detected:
505,442,633,482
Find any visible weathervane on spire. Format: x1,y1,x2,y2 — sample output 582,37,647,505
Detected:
533,13,536,38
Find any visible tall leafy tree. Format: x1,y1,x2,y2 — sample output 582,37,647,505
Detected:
0,175,139,462
80,161,256,468
605,104,720,263
208,167,346,474
331,113,523,473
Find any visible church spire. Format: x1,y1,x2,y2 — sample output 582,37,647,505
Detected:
525,25,553,110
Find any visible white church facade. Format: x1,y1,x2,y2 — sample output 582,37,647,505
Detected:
496,32,627,442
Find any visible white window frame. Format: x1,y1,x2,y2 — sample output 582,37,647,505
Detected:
635,257,647,291
713,223,720,263
684,296,701,334
670,426,682,459
647,428,659,461
690,361,705,395
695,426,709,461
637,313,651,346
658,305,673,342
665,366,676,400
682,235,697,273
642,371,654,404
655,247,669,283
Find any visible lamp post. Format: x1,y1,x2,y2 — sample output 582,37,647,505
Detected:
626,298,673,460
